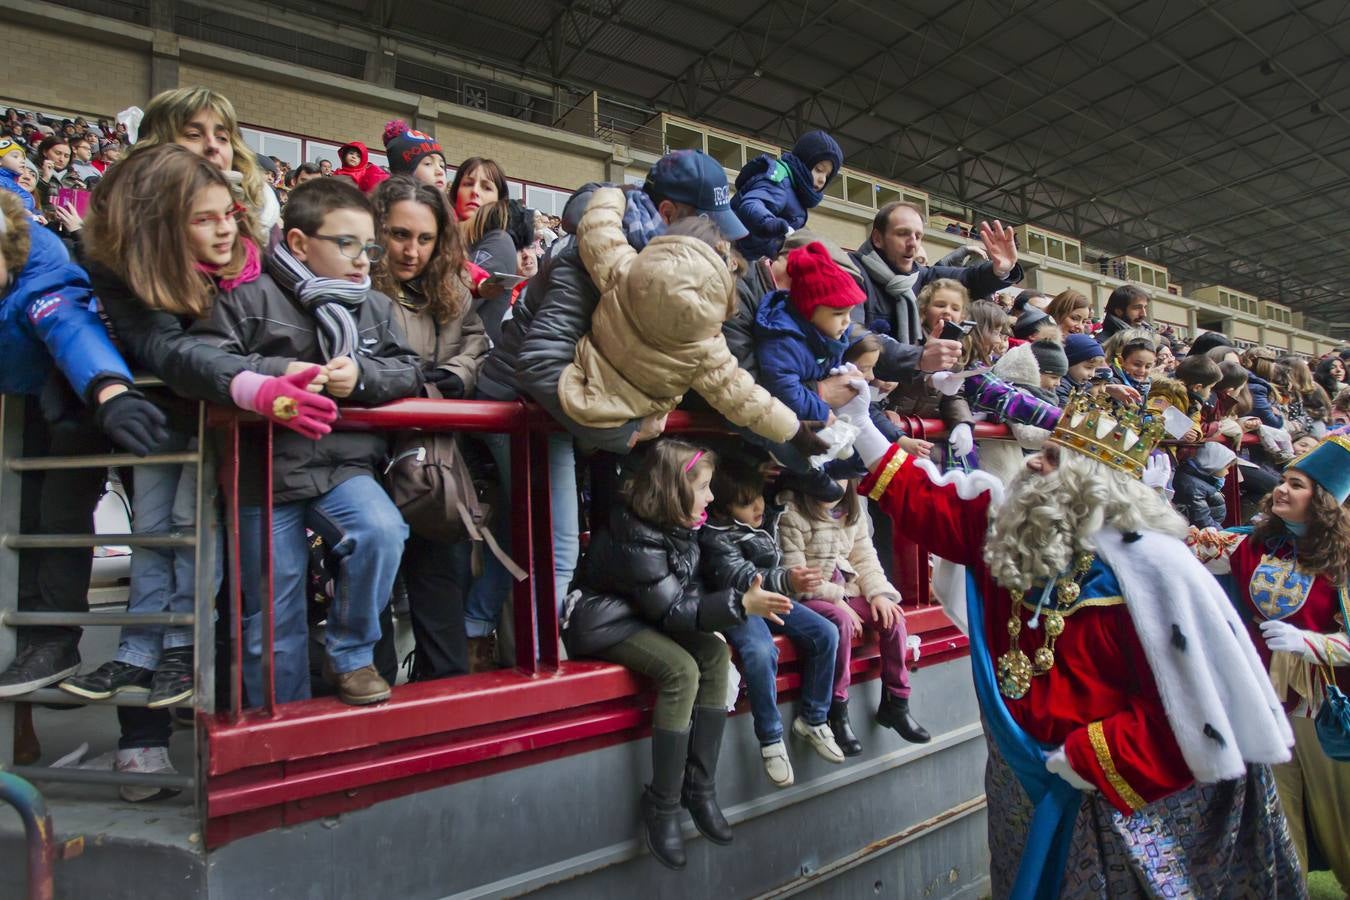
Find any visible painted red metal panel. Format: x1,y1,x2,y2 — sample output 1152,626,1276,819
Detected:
204,661,645,775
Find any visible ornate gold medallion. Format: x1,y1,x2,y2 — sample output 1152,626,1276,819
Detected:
997,649,1033,699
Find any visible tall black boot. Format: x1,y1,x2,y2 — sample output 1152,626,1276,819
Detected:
681,706,734,845
877,692,931,744
829,699,863,757
641,726,690,870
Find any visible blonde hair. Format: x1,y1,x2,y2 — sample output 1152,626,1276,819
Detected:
84,144,256,318
126,87,267,235
985,450,1186,593
917,278,968,328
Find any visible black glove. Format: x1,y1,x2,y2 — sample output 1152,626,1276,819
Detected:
787,421,829,458
421,368,465,399
94,388,169,456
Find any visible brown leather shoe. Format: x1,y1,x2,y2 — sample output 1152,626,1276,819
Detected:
14,703,40,765
467,634,498,674
323,662,391,706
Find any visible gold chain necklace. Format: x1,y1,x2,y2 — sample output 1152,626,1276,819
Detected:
996,552,1094,700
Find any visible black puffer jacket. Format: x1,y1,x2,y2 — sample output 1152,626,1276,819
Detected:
190,272,423,504
697,507,791,596
561,504,746,657
90,263,251,406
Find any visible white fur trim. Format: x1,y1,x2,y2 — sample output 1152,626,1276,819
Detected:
1094,527,1293,781
991,342,1040,387
912,456,1006,507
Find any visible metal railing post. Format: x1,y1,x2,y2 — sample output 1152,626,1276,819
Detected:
528,427,559,672
0,771,55,900
0,395,26,767
508,424,538,674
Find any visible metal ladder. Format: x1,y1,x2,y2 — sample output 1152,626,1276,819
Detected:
0,393,217,805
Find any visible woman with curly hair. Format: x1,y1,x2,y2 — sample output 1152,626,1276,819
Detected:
1200,435,1350,886
371,175,488,680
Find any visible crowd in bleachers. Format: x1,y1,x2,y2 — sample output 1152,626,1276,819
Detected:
1,85,1348,879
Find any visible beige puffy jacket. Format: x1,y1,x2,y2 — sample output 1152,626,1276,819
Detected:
558,187,799,443
778,496,900,602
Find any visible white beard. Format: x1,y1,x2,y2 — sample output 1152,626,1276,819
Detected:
983,451,1186,593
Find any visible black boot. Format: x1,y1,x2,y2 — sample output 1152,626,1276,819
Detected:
681,706,734,845
642,727,690,870
780,467,845,503
829,699,862,757
877,692,931,744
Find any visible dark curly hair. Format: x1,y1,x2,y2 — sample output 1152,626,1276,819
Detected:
371,175,469,325
1252,471,1350,586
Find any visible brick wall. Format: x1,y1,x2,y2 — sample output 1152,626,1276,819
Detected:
2,22,148,117
178,63,402,148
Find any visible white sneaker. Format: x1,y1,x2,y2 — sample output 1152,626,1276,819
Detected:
115,746,181,803
760,740,794,787
792,716,846,764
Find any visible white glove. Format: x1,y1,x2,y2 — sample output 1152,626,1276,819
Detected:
1045,746,1095,792
828,363,861,379
948,423,974,458
1260,619,1350,664
1141,452,1172,490
835,378,872,425
930,370,966,397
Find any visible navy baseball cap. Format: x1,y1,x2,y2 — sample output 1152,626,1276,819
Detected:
644,150,748,240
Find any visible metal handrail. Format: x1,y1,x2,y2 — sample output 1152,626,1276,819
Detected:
0,771,55,900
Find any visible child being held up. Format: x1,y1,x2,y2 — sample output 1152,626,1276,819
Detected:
560,186,825,460
778,477,929,757
831,331,933,478
731,130,843,261
754,241,870,501
698,455,844,787
1171,442,1237,529
192,177,423,707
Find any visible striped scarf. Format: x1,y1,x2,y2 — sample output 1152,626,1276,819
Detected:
268,242,370,360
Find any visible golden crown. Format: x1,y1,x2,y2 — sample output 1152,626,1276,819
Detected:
1046,389,1166,479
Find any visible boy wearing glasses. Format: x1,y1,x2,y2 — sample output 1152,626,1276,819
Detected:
194,177,422,707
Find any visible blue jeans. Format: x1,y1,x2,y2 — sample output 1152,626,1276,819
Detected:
463,432,579,637
724,602,839,744
237,475,407,706
117,433,198,669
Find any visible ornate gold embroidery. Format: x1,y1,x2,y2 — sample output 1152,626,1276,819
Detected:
1019,594,1125,617
1088,720,1146,812
866,446,908,501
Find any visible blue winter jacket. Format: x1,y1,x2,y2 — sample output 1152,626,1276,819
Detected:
0,169,36,217
1245,371,1285,428
732,156,812,261
0,221,132,402
753,289,845,422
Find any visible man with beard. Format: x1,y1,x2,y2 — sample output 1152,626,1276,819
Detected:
834,385,1303,897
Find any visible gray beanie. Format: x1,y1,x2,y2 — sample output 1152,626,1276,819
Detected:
1029,339,1069,376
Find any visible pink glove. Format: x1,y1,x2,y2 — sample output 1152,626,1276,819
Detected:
230,369,338,440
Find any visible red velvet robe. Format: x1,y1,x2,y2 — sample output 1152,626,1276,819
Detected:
1228,535,1350,703
860,444,1192,814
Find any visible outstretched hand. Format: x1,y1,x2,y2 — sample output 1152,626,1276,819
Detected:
977,219,1018,278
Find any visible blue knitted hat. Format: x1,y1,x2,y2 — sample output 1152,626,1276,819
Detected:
1065,333,1105,367
790,131,843,179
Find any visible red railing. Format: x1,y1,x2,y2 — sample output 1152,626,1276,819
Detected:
199,400,1257,844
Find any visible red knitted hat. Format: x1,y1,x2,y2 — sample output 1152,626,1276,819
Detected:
787,241,865,320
